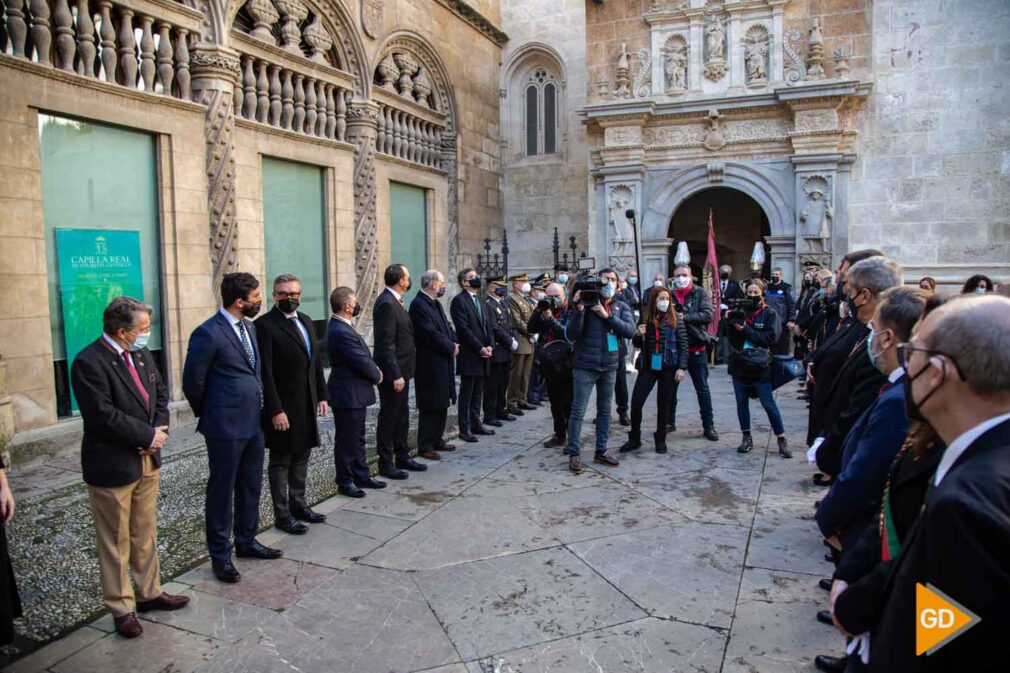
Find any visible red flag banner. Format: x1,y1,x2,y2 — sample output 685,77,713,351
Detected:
705,208,720,337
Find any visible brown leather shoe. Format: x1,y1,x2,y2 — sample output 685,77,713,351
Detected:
114,612,143,638
594,452,620,467
418,450,441,460
136,592,191,613
569,455,583,474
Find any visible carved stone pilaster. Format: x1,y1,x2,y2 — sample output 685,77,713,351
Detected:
190,46,241,290
345,100,380,329
440,132,460,281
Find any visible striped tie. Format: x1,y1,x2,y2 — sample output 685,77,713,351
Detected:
237,320,255,366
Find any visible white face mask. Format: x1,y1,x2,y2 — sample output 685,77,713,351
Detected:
619,282,627,290
654,279,664,288
521,282,531,294
656,300,670,313
674,275,691,289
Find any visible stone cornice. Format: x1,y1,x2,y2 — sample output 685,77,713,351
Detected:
234,117,356,151
432,0,509,47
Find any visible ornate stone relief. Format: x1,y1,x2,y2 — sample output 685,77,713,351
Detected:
633,47,652,98
361,0,382,38
607,184,637,267
345,101,380,328
702,108,725,151
743,25,769,87
704,17,726,82
806,18,826,80
643,125,704,147
373,49,438,109
614,43,631,98
800,175,833,241
662,35,687,94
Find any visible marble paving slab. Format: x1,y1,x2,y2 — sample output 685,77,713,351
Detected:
137,586,279,643
416,547,647,660
51,621,222,673
515,482,683,544
322,508,414,541
462,450,610,497
745,495,832,577
464,617,725,673
569,521,750,629
274,520,383,569
2,626,105,673
630,466,761,526
361,494,559,570
176,557,340,610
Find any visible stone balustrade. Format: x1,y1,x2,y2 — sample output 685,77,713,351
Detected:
376,101,444,170
1,0,202,100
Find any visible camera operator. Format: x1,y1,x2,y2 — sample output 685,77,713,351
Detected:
528,282,573,448
668,264,718,442
601,268,632,427
563,272,636,473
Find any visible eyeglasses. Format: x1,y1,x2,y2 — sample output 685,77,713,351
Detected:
896,343,966,381
275,291,301,299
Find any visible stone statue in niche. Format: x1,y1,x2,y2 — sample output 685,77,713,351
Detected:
608,185,636,262
704,18,727,82
663,37,688,93
800,176,834,240
743,26,769,85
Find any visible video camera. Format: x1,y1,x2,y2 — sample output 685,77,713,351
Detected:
573,274,605,306
536,297,552,312
726,297,757,323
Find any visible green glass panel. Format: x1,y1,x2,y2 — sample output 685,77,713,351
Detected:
39,115,163,362
389,182,428,306
262,156,327,319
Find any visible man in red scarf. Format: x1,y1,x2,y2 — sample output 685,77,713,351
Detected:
669,264,718,441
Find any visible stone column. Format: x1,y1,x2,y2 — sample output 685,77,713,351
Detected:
440,131,460,285
189,46,242,290
728,14,744,91
345,100,380,333
688,14,704,92
0,353,14,466
770,5,785,83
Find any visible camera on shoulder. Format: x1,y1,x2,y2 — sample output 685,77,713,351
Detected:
726,297,757,323
573,274,604,306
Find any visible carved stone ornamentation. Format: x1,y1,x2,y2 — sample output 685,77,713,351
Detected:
376,53,400,92
633,47,652,98
806,18,825,80
702,108,725,151
303,15,332,64
663,35,688,94
275,0,309,56
614,42,631,98
783,27,806,85
800,175,833,240
361,0,382,38
441,132,460,284
833,47,851,79
704,18,726,82
607,184,636,264
345,100,380,330
245,0,278,43
412,67,433,107
743,25,769,87
392,52,418,98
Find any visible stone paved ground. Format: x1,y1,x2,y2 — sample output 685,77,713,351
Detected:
3,369,843,673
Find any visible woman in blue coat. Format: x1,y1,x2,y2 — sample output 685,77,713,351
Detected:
620,287,688,454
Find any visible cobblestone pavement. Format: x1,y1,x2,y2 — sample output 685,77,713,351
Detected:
3,369,840,673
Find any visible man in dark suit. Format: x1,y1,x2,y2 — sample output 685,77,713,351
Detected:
409,270,459,459
71,297,189,638
183,272,282,585
812,257,902,479
484,275,516,427
852,295,1010,672
326,287,386,498
373,263,426,478
255,274,329,535
451,267,495,442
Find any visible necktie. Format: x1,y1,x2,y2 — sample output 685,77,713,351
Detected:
291,316,310,354
122,351,150,409
474,293,483,320
237,320,255,366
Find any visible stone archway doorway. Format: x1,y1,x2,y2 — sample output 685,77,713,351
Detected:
668,187,771,281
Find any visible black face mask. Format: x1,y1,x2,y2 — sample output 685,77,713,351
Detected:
494,287,507,298
835,280,847,300
351,303,362,318
846,290,865,318
277,297,299,314
719,272,730,280
903,360,942,423
241,300,262,319
404,279,412,292
436,287,446,298
468,277,483,290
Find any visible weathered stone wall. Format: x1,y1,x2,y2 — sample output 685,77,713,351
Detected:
585,0,651,106
784,0,873,76
500,0,590,275
848,0,1010,288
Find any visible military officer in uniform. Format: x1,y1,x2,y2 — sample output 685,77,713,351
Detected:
483,276,517,426
506,272,536,415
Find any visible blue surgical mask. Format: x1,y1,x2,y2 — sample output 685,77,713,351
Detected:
975,286,986,295
628,276,638,285
866,322,888,374
601,283,615,299
128,331,150,352
558,273,569,284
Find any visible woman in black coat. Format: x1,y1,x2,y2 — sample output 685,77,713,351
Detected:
1,454,22,644
726,279,790,458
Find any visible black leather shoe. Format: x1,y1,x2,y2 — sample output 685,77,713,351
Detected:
703,426,719,441
544,435,565,448
498,414,517,421
212,560,241,583
356,477,387,489
507,407,524,416
473,426,496,436
236,541,283,559
618,413,631,427
379,468,409,480
814,655,848,673
521,403,537,411
292,508,326,524
483,419,503,427
459,433,479,443
816,610,834,626
338,484,366,498
395,458,428,472
819,578,833,592
667,422,677,433
275,518,308,535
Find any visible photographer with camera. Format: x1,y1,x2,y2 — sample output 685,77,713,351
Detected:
668,264,719,442
601,269,632,427
620,286,688,455
563,271,636,473
726,279,789,457
529,282,573,448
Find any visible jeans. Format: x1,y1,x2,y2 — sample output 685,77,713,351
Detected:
669,351,715,426
732,377,785,435
566,367,617,457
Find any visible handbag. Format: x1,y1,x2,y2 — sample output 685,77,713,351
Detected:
771,355,804,390
728,347,771,379
537,339,573,377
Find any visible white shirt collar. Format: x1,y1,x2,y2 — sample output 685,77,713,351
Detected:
888,368,903,384
333,314,353,326
934,412,1010,485
102,332,126,356
218,307,242,326
385,286,401,302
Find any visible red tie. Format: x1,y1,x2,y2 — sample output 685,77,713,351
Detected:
122,351,150,409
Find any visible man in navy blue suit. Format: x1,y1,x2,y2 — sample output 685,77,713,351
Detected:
183,272,281,584
326,287,386,498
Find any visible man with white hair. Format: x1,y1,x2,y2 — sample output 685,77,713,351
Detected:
849,294,1010,672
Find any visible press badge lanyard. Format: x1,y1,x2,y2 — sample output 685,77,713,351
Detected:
743,307,765,350
601,303,620,353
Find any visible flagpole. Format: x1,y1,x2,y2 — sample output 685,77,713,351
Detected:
625,208,643,282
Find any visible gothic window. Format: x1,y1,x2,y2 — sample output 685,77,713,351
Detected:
523,68,558,156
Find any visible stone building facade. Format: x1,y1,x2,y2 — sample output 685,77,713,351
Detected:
499,0,1008,288
0,0,507,451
